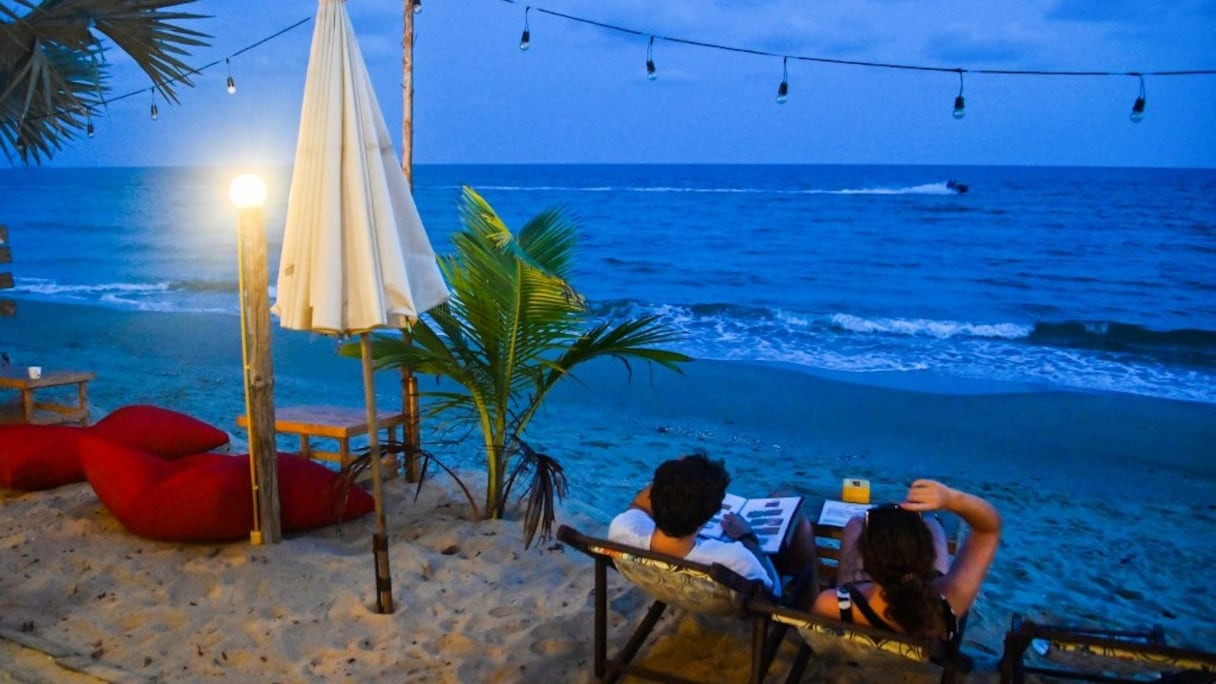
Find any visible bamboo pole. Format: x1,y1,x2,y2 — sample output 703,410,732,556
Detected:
236,205,281,545
361,332,394,614
400,0,421,482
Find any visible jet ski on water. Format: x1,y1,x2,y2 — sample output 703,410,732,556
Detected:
946,179,969,194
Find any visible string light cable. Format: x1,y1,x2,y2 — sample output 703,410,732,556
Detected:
28,16,312,131
495,0,1216,120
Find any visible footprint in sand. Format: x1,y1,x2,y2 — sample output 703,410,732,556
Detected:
488,605,522,618
529,638,578,656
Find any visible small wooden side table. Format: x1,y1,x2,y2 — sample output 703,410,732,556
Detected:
0,368,94,425
236,405,407,470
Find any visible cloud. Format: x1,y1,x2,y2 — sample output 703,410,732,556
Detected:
923,28,1039,66
1047,0,1213,23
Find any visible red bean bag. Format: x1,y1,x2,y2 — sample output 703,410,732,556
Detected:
276,453,375,533
89,404,229,459
0,424,85,490
79,435,373,542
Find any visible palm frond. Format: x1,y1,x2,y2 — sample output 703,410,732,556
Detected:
362,186,690,536
1,0,210,164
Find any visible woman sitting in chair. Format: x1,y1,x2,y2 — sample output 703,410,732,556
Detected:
811,479,1001,639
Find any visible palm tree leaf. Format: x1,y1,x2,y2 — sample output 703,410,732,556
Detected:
1,0,210,163
363,188,690,530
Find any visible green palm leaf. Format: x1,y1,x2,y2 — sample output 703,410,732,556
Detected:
356,186,690,543
1,0,210,164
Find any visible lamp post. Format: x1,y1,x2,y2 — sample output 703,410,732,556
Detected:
229,173,281,545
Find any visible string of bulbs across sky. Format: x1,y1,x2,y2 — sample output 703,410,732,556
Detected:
498,0,1216,124
58,0,1216,137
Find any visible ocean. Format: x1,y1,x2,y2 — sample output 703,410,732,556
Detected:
2,164,1214,404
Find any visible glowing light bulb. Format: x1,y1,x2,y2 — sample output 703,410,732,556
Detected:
412,0,422,13
520,29,530,50
151,102,159,120
227,75,237,95
87,122,95,138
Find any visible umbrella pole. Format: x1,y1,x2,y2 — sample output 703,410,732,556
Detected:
361,332,394,614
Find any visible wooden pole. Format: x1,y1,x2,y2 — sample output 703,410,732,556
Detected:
402,2,415,186
362,332,394,613
237,206,281,545
401,0,421,482
0,225,14,317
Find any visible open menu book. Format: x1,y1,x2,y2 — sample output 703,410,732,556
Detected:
698,493,802,555
817,499,873,528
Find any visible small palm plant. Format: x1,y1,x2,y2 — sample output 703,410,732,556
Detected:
355,186,690,546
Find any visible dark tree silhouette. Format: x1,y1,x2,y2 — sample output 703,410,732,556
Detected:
1,0,209,165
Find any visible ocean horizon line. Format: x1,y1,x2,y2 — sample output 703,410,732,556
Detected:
12,161,1216,172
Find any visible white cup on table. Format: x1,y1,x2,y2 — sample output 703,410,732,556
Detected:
27,366,42,379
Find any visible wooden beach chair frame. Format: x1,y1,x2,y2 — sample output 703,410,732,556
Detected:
556,524,792,684
999,613,1216,683
742,513,970,684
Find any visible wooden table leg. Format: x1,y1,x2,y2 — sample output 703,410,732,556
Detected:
76,381,89,425
300,435,312,461
385,425,400,480
339,438,350,469
21,388,33,423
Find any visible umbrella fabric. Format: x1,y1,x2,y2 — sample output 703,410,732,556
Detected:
273,0,448,334
271,0,448,613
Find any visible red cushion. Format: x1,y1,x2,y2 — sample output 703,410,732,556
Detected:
89,405,229,459
127,455,252,542
78,434,176,519
79,439,371,541
275,454,375,533
0,424,85,490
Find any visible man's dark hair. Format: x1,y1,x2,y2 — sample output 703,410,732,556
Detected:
649,453,730,537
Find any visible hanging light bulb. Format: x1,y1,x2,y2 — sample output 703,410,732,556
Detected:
519,7,531,51
411,0,422,13
226,58,236,95
150,88,159,121
952,70,966,119
646,36,657,80
86,110,95,138
776,57,789,104
1130,74,1146,123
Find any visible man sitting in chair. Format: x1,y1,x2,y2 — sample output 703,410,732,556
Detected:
609,452,816,600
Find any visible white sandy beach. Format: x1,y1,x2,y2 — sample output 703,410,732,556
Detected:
3,301,1216,682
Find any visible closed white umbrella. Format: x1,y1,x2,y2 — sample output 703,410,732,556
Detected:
273,0,448,614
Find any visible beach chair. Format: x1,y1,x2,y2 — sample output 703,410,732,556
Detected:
999,614,1216,683
744,513,970,684
556,524,793,684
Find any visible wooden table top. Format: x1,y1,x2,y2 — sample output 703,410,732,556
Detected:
0,369,94,389
236,405,406,438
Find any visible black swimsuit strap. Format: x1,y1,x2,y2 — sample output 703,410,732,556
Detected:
843,584,897,632
840,582,958,638
940,596,959,640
